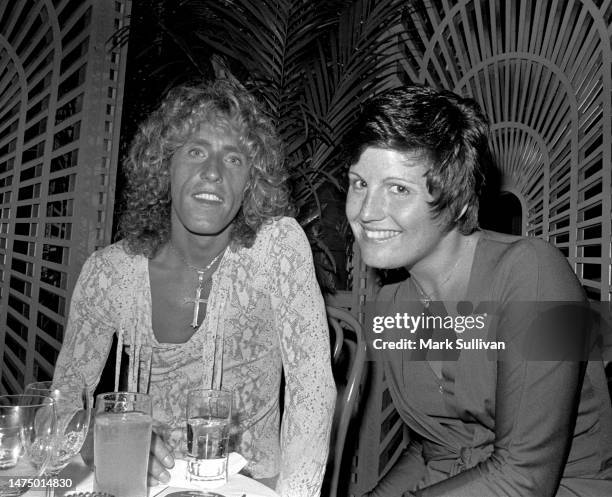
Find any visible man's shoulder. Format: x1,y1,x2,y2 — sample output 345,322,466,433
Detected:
253,216,308,248
258,216,302,236
235,217,312,270
83,240,144,271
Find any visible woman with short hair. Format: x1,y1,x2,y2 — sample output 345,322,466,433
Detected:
347,85,612,497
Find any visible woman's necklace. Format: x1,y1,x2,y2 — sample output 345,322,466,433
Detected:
411,275,434,308
410,236,475,307
169,242,225,328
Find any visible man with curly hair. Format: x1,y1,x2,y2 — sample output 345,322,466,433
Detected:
53,79,336,497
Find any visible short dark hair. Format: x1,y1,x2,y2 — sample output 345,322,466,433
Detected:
349,85,491,234
118,79,291,257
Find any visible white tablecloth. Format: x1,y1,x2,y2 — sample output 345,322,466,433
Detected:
44,457,279,497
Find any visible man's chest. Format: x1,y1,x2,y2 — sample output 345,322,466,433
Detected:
149,266,212,343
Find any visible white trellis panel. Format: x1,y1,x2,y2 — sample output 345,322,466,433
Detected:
348,2,612,494
400,0,612,302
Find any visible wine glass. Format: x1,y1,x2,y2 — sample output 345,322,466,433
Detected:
24,380,91,476
0,394,56,497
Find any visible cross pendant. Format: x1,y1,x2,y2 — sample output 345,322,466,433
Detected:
185,271,207,328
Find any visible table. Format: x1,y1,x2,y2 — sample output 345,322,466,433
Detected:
151,474,279,497
35,458,280,497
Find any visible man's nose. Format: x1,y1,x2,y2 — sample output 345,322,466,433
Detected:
199,157,222,182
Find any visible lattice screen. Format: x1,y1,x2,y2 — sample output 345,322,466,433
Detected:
347,2,612,494
400,0,612,302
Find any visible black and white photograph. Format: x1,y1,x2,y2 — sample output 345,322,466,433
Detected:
0,1,611,497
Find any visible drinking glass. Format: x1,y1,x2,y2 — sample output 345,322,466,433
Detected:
93,392,152,497
24,380,91,475
185,389,232,485
0,394,56,497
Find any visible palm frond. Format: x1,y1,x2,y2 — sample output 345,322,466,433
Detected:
120,0,412,291
289,0,406,209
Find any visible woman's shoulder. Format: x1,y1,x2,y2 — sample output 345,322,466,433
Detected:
479,230,568,271
476,230,584,300
375,280,405,302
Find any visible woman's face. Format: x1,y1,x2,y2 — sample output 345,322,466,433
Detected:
170,123,250,237
346,147,448,270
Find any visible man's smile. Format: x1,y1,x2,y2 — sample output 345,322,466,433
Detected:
192,191,223,203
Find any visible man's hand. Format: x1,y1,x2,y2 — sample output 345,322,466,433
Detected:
148,430,175,485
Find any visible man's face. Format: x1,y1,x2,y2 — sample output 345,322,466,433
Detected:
170,123,251,237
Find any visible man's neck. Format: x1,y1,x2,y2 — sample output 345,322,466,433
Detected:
167,229,231,269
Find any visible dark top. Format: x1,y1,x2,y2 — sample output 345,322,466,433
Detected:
372,231,612,497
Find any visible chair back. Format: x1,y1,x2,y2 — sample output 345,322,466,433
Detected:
324,305,367,497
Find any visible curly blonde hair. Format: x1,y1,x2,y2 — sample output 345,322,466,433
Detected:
118,79,291,257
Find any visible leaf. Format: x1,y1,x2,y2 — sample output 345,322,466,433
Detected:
120,0,413,286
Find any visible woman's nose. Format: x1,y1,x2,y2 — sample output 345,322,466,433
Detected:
359,191,384,222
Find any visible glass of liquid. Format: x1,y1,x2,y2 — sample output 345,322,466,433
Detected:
0,395,56,497
93,392,152,497
185,389,232,486
24,378,91,476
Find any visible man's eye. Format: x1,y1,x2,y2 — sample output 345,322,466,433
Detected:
226,155,243,166
188,148,205,158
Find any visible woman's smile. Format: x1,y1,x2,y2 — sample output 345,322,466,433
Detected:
346,147,448,270
359,227,403,242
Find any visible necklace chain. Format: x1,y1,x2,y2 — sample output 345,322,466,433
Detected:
410,236,475,306
168,242,226,329
168,242,225,274
411,276,433,307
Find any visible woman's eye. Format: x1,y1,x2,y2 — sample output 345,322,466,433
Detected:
390,184,409,194
350,178,367,190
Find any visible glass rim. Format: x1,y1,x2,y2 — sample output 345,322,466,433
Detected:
186,388,233,396
95,392,152,412
26,375,88,392
0,394,55,408
24,380,54,391
26,381,53,387
96,391,151,400
186,388,233,412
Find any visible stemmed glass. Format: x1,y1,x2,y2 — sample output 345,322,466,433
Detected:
0,394,56,497
24,380,91,476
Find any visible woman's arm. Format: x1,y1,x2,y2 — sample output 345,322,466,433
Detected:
416,240,587,497
417,356,582,496
270,219,337,497
362,440,427,497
